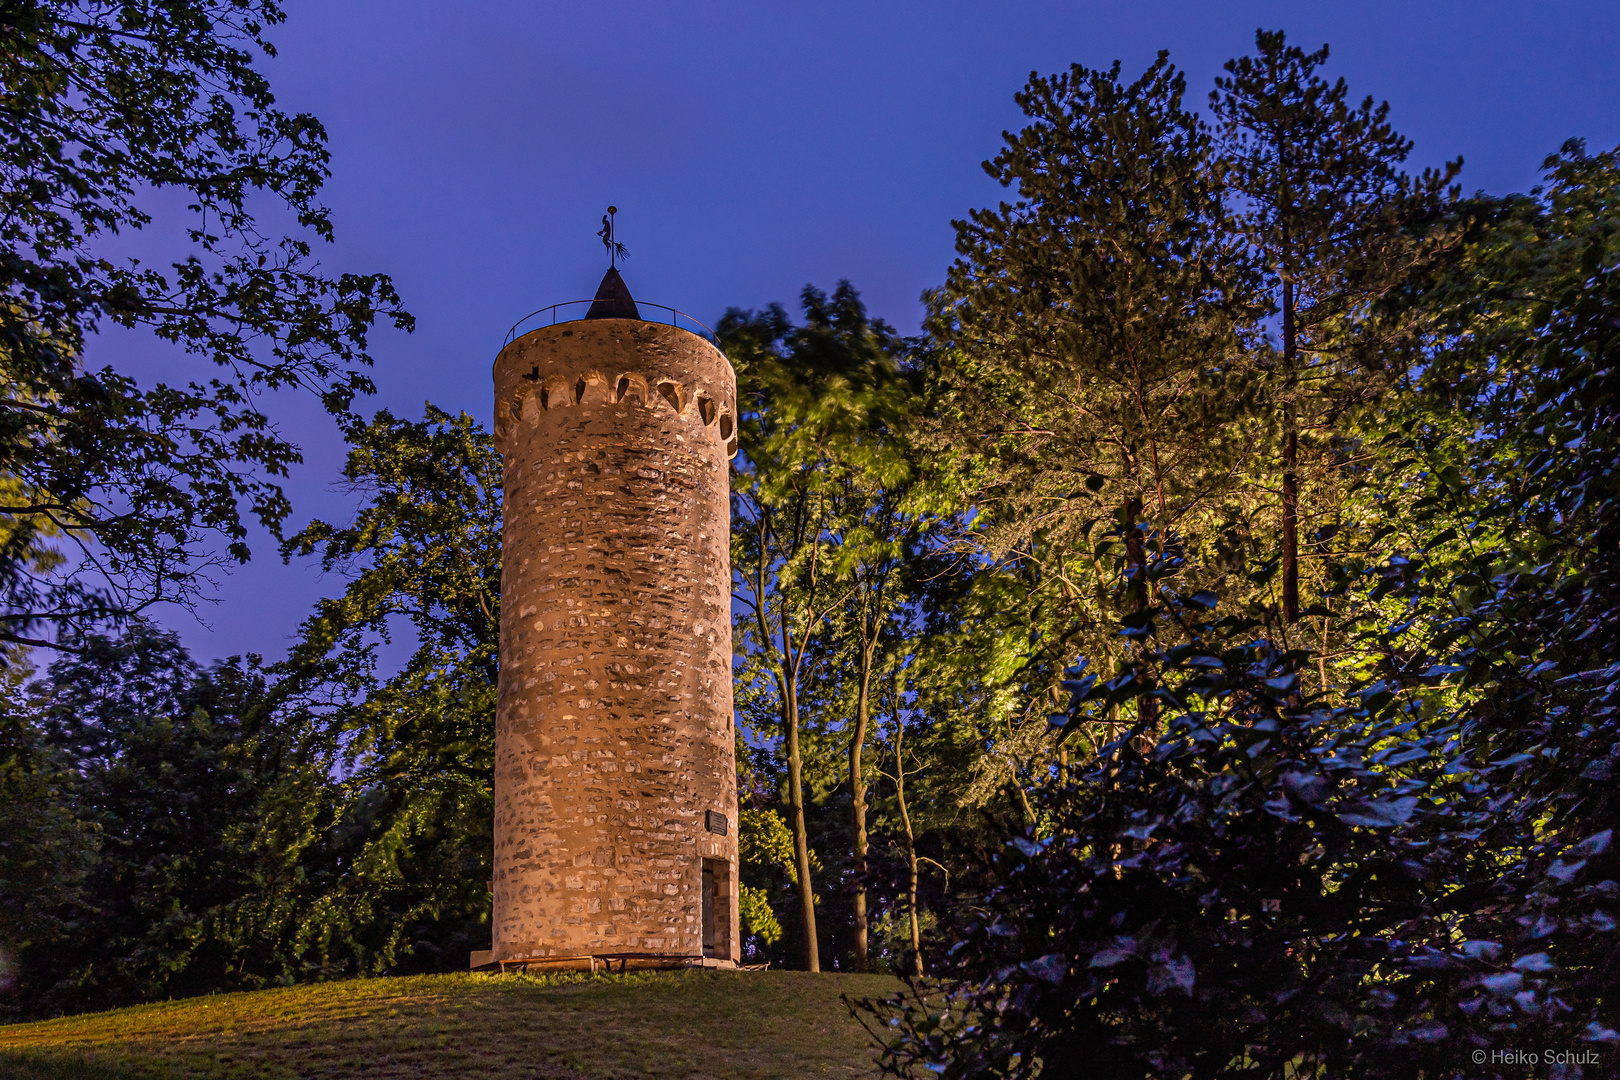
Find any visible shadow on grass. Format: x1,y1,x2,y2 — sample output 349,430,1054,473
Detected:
0,1050,172,1080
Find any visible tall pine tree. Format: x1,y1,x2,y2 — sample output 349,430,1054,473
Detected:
1210,29,1459,623
928,54,1261,729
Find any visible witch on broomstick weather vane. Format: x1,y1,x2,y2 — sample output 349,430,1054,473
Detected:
597,206,629,268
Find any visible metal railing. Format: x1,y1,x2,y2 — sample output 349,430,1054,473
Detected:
501,299,722,351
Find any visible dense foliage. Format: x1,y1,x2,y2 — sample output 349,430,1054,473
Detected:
0,0,409,649
2,622,304,1014
856,139,1620,1078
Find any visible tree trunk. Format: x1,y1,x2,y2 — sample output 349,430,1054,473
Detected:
849,649,872,972
893,718,923,978
1122,493,1145,597
1008,778,1036,830
1283,422,1300,623
1122,494,1159,731
1281,245,1301,624
1318,610,1331,693
781,664,820,972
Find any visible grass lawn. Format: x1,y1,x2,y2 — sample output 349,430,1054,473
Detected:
0,970,904,1080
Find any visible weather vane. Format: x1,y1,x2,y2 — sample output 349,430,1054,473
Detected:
597,205,629,268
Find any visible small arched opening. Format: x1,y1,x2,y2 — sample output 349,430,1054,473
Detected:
657,380,685,415
616,373,649,406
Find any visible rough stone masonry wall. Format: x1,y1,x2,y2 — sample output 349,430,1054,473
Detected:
490,319,739,966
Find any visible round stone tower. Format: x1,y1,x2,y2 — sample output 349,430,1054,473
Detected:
488,269,740,970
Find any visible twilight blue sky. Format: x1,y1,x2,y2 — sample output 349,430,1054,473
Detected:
129,0,1619,662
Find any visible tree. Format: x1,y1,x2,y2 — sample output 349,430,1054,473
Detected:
736,806,797,955
275,405,500,975
3,404,505,1017
1359,139,1620,1055
0,0,410,653
857,572,1481,1078
872,666,956,979
18,620,286,1015
832,473,935,972
1210,29,1459,625
928,53,1260,751
0,655,98,1017
723,282,943,971
936,52,1256,563
815,318,957,972
855,141,1620,1078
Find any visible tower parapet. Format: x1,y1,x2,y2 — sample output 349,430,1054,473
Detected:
488,270,740,970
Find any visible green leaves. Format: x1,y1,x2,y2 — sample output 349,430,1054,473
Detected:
739,808,801,884
933,51,1260,598
273,405,500,977
11,622,303,1015
724,282,963,969
0,1,411,652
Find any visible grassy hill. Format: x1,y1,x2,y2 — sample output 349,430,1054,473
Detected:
0,970,903,1080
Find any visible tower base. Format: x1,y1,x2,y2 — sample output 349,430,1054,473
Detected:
469,951,737,974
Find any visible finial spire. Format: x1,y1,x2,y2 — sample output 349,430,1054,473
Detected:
586,267,640,320
597,205,629,268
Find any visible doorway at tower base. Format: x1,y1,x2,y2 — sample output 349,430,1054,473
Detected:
467,952,739,973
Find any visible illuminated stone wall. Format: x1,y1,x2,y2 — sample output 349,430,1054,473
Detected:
490,318,739,967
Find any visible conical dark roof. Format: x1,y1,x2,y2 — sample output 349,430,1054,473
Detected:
585,267,641,320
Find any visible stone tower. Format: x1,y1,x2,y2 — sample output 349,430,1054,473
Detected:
486,268,740,970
